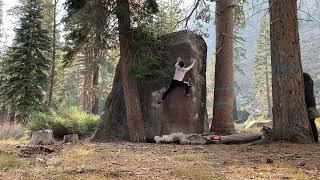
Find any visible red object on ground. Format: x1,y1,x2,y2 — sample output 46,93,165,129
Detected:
211,135,220,141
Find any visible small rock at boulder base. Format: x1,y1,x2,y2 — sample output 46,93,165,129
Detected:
297,161,306,166
266,158,273,164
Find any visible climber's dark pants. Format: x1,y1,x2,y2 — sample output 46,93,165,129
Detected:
309,118,319,142
161,80,190,100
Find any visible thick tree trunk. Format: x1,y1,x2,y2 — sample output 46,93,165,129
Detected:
269,0,313,143
210,0,235,135
46,0,57,111
117,0,146,142
92,64,99,114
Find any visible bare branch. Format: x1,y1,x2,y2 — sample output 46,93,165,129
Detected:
298,9,320,24
175,0,201,29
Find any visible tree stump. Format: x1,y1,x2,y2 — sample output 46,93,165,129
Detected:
28,129,54,145
63,134,79,143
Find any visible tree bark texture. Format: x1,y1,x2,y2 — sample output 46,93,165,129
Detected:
92,64,99,114
211,0,235,135
117,0,146,142
269,0,314,143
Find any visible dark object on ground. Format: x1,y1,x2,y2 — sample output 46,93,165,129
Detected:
91,30,207,141
309,119,318,142
303,73,319,142
28,129,54,145
63,134,79,143
17,145,55,157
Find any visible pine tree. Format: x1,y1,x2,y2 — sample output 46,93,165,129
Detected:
0,0,50,122
253,16,272,117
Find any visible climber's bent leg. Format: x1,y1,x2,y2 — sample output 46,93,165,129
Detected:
182,81,191,96
161,80,179,100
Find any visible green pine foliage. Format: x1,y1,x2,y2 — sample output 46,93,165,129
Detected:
252,15,272,116
0,0,50,120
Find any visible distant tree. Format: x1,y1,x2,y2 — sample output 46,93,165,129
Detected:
253,16,272,117
153,0,183,35
46,0,58,111
269,0,314,143
0,0,50,122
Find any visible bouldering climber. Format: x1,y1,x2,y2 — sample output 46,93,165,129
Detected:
303,72,319,143
158,57,195,104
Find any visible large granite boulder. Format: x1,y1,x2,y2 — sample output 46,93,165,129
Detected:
91,30,207,141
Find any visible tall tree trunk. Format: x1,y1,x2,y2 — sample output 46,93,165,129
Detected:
117,0,146,142
92,64,99,114
46,0,57,111
269,0,313,143
265,58,272,118
210,0,235,135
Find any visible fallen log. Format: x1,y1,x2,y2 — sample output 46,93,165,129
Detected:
154,126,271,145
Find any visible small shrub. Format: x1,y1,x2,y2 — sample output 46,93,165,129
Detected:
0,152,24,170
27,107,99,138
0,123,25,140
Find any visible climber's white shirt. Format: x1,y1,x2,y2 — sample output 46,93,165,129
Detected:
173,61,195,81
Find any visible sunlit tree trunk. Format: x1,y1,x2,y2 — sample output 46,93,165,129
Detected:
210,0,235,135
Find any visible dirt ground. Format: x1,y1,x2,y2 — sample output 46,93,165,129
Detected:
0,139,320,180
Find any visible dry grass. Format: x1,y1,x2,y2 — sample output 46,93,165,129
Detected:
172,166,225,180
53,174,107,180
0,142,320,179
172,153,205,162
0,152,24,170
0,123,25,140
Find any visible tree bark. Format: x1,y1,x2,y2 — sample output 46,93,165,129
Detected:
265,57,272,118
269,0,313,143
82,71,92,113
117,0,146,142
210,0,235,135
233,90,237,121
46,0,57,111
92,64,99,114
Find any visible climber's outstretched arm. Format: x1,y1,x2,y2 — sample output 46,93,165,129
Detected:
175,60,180,68
185,60,195,71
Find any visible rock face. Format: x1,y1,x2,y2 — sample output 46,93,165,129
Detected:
91,30,207,141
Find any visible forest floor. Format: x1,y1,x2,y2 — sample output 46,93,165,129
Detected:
0,137,320,180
